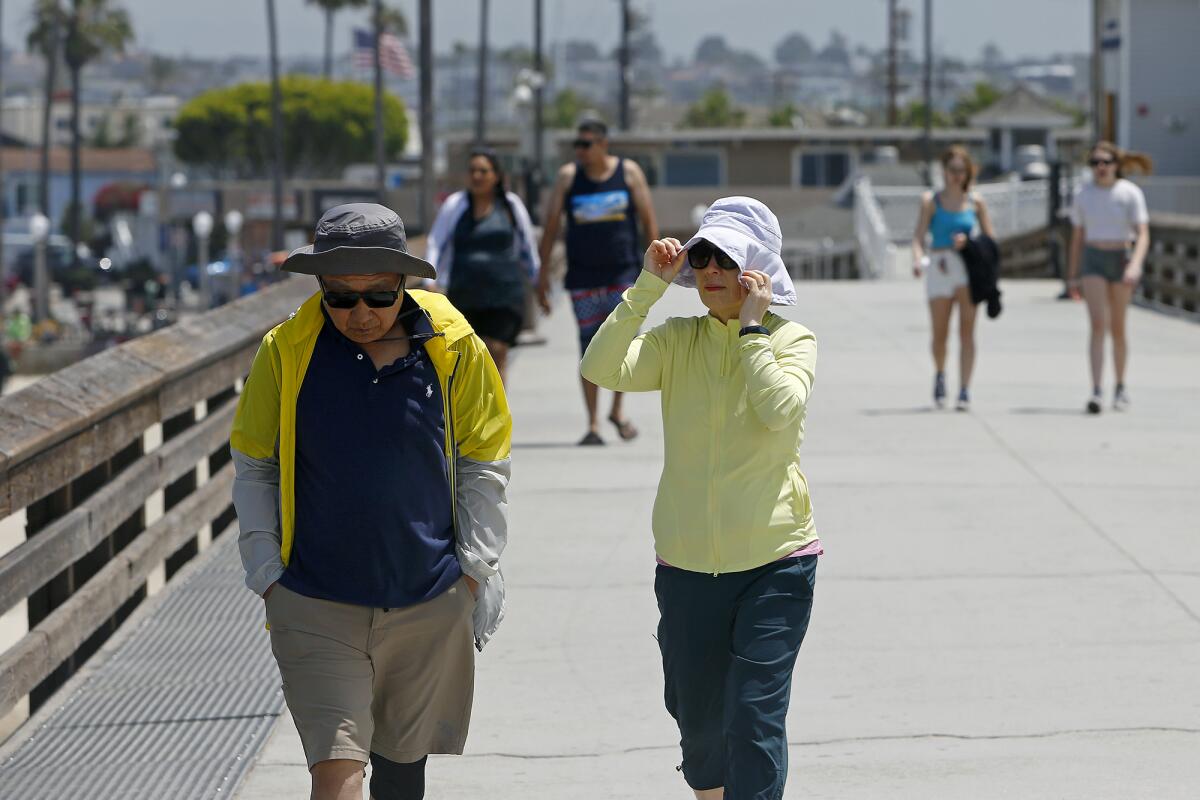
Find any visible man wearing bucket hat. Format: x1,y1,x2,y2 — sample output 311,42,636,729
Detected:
582,197,821,799
230,203,511,800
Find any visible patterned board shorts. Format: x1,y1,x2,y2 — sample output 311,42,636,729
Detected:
570,283,633,352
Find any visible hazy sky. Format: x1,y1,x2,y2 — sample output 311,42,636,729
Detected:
2,0,1090,63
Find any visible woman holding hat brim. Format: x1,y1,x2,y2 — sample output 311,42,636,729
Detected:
581,197,821,800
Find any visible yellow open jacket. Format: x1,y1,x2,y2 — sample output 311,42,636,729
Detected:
580,271,817,575
229,288,511,647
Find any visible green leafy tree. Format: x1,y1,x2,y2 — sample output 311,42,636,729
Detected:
173,77,408,178
118,111,139,146
681,86,746,129
548,88,592,129
899,101,951,128
767,103,802,128
62,0,135,260
951,82,1002,126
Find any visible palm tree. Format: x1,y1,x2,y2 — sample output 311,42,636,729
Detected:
62,0,133,262
376,4,408,36
306,0,367,80
27,0,66,217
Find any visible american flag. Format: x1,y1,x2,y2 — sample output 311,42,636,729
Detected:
352,28,414,79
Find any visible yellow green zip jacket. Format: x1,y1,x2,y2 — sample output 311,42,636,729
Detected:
229,289,511,647
580,271,817,574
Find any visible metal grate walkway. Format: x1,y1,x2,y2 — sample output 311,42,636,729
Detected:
0,529,283,799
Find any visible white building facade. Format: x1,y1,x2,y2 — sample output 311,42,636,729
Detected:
1097,0,1200,176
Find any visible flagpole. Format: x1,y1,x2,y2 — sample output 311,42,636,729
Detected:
373,0,386,204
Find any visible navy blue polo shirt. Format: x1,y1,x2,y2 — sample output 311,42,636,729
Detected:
281,298,460,608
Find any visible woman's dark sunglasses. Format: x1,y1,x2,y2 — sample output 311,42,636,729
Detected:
320,279,403,309
1089,157,1116,167
572,139,595,149
687,240,739,271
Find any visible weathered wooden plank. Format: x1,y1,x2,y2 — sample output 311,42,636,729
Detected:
156,402,237,481
0,631,52,717
0,453,9,521
0,463,235,719
0,405,238,615
0,278,307,515
158,342,260,419
3,395,159,512
0,506,89,615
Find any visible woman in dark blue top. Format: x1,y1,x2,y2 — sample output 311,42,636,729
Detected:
426,149,540,385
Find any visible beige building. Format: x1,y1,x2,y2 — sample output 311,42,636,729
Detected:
1,94,180,149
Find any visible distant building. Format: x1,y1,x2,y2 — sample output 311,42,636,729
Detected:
970,86,1080,173
0,147,156,225
2,94,179,150
1096,0,1200,175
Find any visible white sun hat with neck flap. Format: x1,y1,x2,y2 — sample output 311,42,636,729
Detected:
676,196,797,306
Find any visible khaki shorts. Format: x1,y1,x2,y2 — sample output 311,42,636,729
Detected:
265,578,476,769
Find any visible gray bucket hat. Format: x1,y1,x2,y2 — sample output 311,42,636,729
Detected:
281,203,436,279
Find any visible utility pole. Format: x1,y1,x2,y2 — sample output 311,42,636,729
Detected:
474,0,489,144
0,0,8,322
373,0,386,202
922,0,933,181
266,0,284,251
418,0,434,232
618,0,631,130
531,0,545,222
1091,0,1104,141
886,0,899,126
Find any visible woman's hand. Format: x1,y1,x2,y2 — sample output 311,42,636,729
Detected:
643,238,686,283
738,270,773,327
952,233,968,251
1123,260,1143,286
464,575,480,599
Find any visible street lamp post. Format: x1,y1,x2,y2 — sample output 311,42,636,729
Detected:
170,171,188,304
29,213,51,324
224,210,244,303
192,211,214,310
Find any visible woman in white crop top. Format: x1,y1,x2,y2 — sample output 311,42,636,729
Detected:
1067,141,1151,414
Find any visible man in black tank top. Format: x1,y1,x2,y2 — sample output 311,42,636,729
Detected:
538,116,660,446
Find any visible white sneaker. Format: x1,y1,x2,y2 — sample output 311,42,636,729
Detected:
1086,394,1102,415
1113,387,1130,412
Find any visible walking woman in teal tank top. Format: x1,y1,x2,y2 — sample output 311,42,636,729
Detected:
911,146,996,411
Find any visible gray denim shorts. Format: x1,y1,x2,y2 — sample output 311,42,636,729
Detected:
1081,247,1129,283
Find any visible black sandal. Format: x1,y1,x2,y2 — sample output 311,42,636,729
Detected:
578,431,605,446
608,415,639,441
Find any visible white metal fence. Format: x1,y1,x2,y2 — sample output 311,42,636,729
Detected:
853,179,898,279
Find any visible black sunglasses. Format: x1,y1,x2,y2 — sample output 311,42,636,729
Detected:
572,138,595,149
687,240,739,271
1089,157,1116,167
319,278,404,309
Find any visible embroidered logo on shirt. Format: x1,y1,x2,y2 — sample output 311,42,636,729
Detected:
426,384,433,398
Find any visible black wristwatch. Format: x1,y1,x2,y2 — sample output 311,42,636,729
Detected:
739,325,770,337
